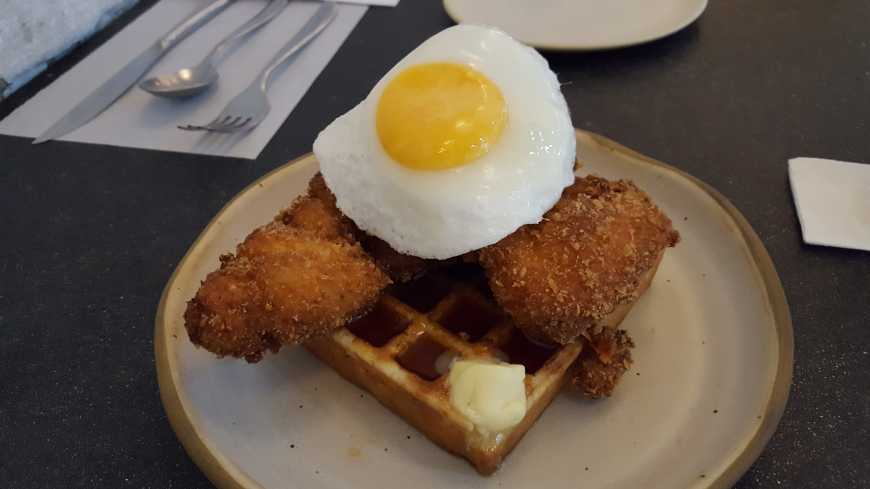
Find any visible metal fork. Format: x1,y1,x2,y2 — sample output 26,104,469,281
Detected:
179,2,337,133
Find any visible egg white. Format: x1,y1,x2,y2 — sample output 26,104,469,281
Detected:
315,25,575,259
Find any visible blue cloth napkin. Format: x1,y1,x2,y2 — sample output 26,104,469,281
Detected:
0,0,139,99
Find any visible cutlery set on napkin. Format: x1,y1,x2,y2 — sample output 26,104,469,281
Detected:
35,0,336,144
0,0,373,158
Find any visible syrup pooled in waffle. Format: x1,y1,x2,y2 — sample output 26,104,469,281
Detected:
305,263,582,475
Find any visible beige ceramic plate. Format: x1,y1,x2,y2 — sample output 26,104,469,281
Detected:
155,130,792,489
443,0,708,51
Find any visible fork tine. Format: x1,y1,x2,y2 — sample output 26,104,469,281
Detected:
229,117,252,129
208,116,237,131
206,117,232,132
205,116,231,129
179,113,254,134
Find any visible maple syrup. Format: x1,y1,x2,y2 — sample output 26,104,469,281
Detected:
502,330,556,374
438,294,501,342
396,335,450,381
388,273,452,312
346,300,411,347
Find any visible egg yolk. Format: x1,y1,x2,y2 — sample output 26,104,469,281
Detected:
376,62,507,171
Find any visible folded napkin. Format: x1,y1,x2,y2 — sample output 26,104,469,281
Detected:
0,0,139,99
788,157,870,252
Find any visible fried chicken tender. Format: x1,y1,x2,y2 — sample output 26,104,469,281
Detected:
185,176,392,362
276,173,358,243
280,173,431,282
479,175,679,345
571,328,635,398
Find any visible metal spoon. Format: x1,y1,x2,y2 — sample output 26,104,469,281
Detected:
139,0,289,99
178,2,337,133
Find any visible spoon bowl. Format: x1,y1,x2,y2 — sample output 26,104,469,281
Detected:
138,0,289,99
140,64,219,98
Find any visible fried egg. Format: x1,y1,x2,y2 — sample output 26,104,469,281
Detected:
314,25,575,259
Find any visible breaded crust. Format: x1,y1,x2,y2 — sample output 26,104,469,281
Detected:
280,173,432,283
185,223,390,362
479,175,679,345
276,173,358,243
571,328,635,398
184,174,393,362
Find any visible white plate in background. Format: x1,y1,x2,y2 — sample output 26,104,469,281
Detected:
443,0,708,51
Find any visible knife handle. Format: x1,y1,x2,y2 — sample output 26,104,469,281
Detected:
158,0,235,51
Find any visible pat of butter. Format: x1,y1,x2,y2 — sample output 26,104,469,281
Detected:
447,359,527,433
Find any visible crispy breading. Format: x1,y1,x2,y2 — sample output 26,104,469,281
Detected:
185,178,393,365
276,173,357,243
571,328,635,398
183,172,433,362
479,175,679,345
281,173,432,283
185,223,390,362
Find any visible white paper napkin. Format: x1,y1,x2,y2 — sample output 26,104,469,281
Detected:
788,157,870,252
0,0,367,159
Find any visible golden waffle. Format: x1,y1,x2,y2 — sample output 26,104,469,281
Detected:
305,263,583,475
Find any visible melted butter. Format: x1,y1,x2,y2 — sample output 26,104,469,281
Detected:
447,359,527,433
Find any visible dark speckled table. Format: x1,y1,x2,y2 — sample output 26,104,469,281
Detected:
1,1,868,488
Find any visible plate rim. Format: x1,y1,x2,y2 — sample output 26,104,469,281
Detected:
442,0,709,52
154,129,793,489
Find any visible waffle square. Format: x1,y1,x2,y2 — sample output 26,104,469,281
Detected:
305,264,582,474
